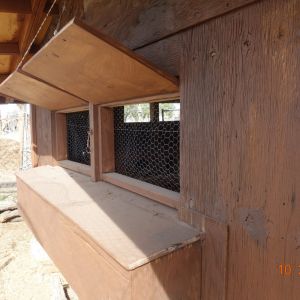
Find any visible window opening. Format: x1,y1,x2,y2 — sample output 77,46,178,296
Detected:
114,100,180,192
124,103,150,123
66,111,90,165
159,102,180,121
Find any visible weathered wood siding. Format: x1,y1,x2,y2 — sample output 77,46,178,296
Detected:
32,0,300,299
179,0,300,299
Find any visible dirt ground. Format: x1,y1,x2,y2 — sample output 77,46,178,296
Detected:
0,222,62,300
0,137,77,300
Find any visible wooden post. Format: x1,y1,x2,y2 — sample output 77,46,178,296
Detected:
98,106,115,179
89,103,100,181
30,104,38,167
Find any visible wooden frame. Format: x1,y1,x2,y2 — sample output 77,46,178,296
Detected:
103,173,180,209
52,107,91,177
97,100,181,209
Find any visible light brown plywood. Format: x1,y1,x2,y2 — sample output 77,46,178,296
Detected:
57,160,91,177
103,172,180,209
0,71,87,110
22,19,179,105
99,106,115,175
17,166,202,299
17,166,202,270
89,103,100,181
0,55,12,73
0,13,23,42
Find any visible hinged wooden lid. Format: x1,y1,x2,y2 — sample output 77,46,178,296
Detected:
17,166,201,271
0,71,87,110
22,18,179,105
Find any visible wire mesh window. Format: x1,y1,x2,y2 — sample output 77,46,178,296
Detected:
114,101,180,192
66,111,90,165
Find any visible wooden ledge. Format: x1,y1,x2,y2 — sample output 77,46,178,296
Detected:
103,172,180,209
58,160,91,177
17,166,202,271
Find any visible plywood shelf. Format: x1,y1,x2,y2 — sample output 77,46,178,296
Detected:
0,71,87,110
21,18,179,106
0,19,179,110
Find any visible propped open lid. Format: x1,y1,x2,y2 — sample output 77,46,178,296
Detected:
22,18,179,105
0,71,87,110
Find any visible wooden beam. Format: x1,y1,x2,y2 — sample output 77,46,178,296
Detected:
0,75,8,84
84,0,259,49
99,107,115,177
0,0,31,13
89,103,100,182
0,43,19,55
44,1,59,15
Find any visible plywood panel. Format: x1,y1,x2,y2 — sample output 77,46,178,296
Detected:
51,112,67,162
84,0,258,49
22,19,179,105
0,71,87,110
17,178,132,300
0,1,31,14
0,55,13,73
89,103,100,181
0,13,23,42
180,0,300,299
131,243,202,300
99,106,115,175
17,166,202,270
35,106,53,166
17,170,202,299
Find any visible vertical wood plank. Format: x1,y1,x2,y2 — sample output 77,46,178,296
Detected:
89,103,100,181
30,104,38,167
51,112,67,163
180,0,300,299
99,107,115,177
35,106,53,166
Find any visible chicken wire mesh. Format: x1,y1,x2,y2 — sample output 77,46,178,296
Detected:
114,102,180,192
66,111,90,165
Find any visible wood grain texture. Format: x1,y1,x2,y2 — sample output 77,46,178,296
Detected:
98,107,115,175
17,166,202,299
103,173,180,209
180,208,228,300
17,176,132,300
22,19,179,105
35,106,53,166
136,35,180,77
89,103,100,181
51,112,67,162
84,0,258,49
0,42,19,55
0,71,87,110
131,242,202,300
17,166,202,270
180,0,300,299
30,105,38,167
58,160,91,176
0,0,31,13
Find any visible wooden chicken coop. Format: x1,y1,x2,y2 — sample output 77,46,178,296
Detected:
0,0,299,299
